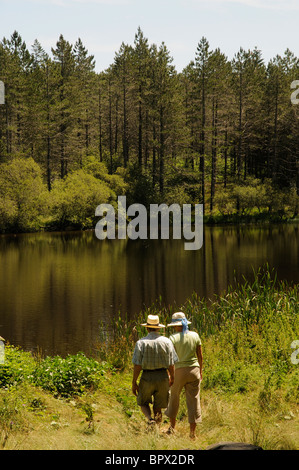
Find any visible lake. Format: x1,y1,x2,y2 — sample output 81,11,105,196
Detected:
0,223,298,356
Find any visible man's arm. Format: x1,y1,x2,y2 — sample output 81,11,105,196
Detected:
196,345,203,381
132,364,142,396
167,364,175,387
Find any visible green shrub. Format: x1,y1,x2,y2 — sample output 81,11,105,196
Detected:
0,389,27,448
0,345,36,388
0,157,48,233
202,362,255,393
49,169,115,229
32,352,110,398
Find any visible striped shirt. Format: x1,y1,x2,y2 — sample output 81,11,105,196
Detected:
132,332,178,370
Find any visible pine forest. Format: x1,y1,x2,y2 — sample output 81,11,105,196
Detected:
0,28,298,233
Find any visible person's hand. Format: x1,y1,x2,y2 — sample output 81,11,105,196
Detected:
169,376,174,387
132,381,139,396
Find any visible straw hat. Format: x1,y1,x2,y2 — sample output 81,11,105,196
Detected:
167,312,191,327
141,314,165,328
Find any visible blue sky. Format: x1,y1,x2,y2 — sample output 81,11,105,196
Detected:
1,0,299,72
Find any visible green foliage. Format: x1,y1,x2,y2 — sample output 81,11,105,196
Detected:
0,154,128,232
233,178,267,214
0,346,114,399
0,157,48,232
32,352,110,398
82,155,128,196
185,267,299,398
164,166,200,205
49,169,115,229
0,344,36,387
124,162,156,208
0,389,26,448
1,30,298,231
78,400,95,433
100,267,298,402
0,269,298,406
232,177,288,215
203,362,257,394
115,389,137,418
211,188,235,216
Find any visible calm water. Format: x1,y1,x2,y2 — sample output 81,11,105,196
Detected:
0,224,298,356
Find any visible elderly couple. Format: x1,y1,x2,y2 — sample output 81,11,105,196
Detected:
132,312,203,439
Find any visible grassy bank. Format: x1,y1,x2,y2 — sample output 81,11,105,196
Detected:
0,268,298,450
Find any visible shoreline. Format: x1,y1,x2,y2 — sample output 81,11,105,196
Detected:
0,214,298,237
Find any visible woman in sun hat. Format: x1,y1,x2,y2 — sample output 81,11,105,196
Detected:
165,312,203,439
132,314,178,426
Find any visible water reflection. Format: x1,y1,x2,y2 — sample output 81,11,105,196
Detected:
0,224,298,356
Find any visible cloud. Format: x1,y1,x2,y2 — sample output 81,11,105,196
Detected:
189,0,299,10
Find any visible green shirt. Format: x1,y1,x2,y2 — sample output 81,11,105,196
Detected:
169,331,201,369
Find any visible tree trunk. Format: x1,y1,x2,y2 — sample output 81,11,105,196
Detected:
138,84,142,169
159,106,164,194
237,73,242,180
98,86,103,162
210,96,218,212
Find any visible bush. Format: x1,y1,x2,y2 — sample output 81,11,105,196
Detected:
233,177,268,214
0,345,36,388
0,346,113,398
202,362,256,394
0,389,27,448
82,155,128,196
0,157,48,232
50,170,115,229
31,352,110,398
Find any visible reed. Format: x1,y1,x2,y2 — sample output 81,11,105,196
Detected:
0,265,298,449
98,265,298,373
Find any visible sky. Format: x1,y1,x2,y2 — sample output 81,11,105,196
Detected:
1,0,299,72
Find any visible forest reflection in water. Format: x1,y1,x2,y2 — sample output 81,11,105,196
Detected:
0,223,298,356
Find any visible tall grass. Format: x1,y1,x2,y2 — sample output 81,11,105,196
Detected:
97,265,298,373
0,266,298,449
94,268,298,421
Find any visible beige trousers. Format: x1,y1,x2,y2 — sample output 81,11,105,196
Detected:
165,366,202,424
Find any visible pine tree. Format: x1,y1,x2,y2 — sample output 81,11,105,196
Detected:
51,35,75,178
113,42,134,168
208,48,231,211
1,31,32,156
133,27,151,171
195,37,212,213
73,38,96,155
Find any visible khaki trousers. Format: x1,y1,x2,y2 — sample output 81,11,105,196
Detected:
165,366,202,424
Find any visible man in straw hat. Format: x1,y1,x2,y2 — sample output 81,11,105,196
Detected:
132,314,178,425
165,312,203,439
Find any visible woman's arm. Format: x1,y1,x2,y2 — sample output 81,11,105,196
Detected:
196,345,203,381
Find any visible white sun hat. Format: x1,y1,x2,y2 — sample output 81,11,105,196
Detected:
141,314,165,328
167,312,191,327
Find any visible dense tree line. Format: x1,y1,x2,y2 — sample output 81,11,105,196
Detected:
0,29,298,232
